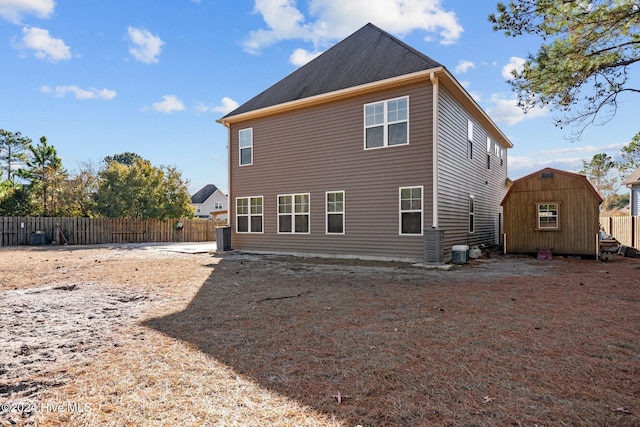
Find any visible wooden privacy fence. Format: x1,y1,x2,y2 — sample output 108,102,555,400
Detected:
600,216,640,249
0,217,221,246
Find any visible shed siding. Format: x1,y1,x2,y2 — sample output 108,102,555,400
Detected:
437,88,508,256
502,171,600,255
229,82,434,261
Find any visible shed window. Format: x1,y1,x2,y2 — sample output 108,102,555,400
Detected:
399,186,423,235
239,128,253,166
364,96,409,149
236,196,262,233
278,193,310,233
537,203,559,229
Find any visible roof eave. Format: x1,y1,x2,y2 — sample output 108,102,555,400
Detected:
217,67,445,126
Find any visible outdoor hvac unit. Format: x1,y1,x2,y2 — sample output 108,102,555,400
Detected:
452,245,469,265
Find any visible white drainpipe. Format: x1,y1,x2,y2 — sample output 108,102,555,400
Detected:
430,71,439,229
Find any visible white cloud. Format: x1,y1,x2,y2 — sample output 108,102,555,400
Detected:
289,48,322,66
151,95,185,113
502,56,525,80
486,95,548,126
455,60,475,74
195,97,240,114
14,26,71,62
244,0,463,54
0,0,54,23
40,85,117,100
127,26,164,64
508,142,627,179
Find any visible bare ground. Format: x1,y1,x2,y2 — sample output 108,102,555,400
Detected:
0,244,639,426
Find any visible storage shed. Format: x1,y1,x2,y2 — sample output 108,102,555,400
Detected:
501,168,603,256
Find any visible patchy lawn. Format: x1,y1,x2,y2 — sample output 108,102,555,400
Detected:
1,245,639,426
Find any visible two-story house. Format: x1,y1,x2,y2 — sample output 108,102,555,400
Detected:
217,23,512,262
191,184,228,220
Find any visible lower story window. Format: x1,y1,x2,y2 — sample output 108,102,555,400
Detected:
278,193,310,233
469,195,475,233
399,186,423,235
537,203,559,229
326,191,344,234
236,196,263,233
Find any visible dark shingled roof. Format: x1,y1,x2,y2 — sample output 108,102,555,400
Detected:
191,184,219,204
223,23,443,118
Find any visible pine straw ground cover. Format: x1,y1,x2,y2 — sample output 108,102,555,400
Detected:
1,244,639,426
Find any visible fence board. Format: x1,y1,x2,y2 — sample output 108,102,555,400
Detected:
600,216,639,249
0,217,218,246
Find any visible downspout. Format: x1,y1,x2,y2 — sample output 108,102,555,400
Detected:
223,121,232,230
430,71,439,229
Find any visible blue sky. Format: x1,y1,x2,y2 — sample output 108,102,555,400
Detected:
1,0,638,196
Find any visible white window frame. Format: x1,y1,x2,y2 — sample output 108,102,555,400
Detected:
326,191,345,235
399,186,423,235
214,201,223,210
469,195,475,233
364,96,409,149
467,119,473,160
537,203,559,230
278,193,310,234
486,137,492,170
239,128,253,166
236,196,263,233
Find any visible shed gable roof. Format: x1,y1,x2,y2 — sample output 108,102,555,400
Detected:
501,167,603,205
222,23,442,118
191,184,219,204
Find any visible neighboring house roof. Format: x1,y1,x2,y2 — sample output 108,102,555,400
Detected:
191,184,219,204
501,167,603,205
623,166,640,186
222,23,442,119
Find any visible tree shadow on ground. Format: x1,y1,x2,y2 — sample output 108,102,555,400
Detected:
142,254,640,426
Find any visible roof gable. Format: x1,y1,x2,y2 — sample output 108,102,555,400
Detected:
191,184,219,204
501,167,603,205
223,23,442,118
623,166,640,186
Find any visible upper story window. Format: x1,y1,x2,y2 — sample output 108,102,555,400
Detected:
214,201,223,210
278,193,310,234
537,203,559,230
364,96,409,149
236,196,263,233
326,191,345,234
467,120,473,160
486,137,492,170
399,186,423,235
239,128,253,166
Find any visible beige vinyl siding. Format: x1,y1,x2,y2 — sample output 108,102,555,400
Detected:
229,82,434,261
437,88,508,257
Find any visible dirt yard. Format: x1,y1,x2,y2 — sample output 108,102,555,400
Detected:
1,244,638,426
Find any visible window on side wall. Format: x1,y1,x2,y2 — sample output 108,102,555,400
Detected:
537,203,559,230
236,196,263,233
486,137,491,170
214,201,223,210
469,195,475,233
399,186,423,235
239,128,253,166
364,96,409,149
278,193,310,233
467,120,473,159
326,191,345,234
